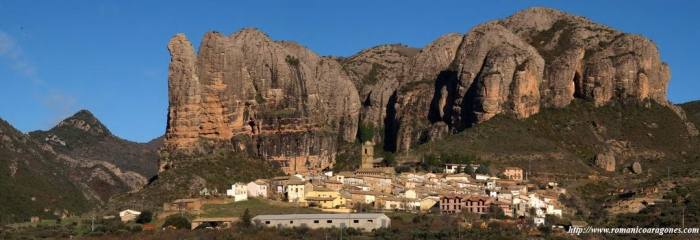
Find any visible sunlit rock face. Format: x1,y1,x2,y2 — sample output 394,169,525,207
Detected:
388,7,673,152
165,29,360,174
165,7,679,162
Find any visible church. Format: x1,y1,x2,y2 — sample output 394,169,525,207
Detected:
355,141,395,176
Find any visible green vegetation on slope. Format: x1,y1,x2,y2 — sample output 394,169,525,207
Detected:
681,100,700,128
0,119,91,224
110,151,283,211
28,110,160,178
409,100,698,177
201,198,321,218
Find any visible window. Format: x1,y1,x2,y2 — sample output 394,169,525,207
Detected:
353,220,359,223
327,220,333,223
314,220,319,223
265,221,270,224
367,220,373,223
290,221,294,224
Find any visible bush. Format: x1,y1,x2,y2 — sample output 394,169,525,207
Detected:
127,224,143,233
162,214,191,230
285,55,300,66
358,123,375,142
240,208,252,227
382,153,396,166
475,164,489,175
135,210,153,224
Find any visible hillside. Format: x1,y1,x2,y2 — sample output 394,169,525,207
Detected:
29,110,160,179
681,100,700,128
402,100,699,178
109,150,283,211
0,110,163,223
0,118,90,223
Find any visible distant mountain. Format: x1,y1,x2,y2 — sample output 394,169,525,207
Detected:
0,118,89,223
0,110,162,223
29,110,160,179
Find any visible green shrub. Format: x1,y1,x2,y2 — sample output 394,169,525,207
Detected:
358,122,375,142
239,208,252,227
135,210,152,224
285,55,300,66
162,214,190,230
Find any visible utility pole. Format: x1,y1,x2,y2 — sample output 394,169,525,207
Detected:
527,159,532,181
682,207,685,228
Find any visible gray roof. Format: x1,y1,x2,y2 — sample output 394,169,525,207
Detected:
253,213,388,220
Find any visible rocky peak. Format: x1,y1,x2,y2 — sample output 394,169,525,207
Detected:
404,33,463,83
55,110,110,137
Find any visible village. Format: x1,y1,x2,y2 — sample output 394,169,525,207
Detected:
114,141,573,233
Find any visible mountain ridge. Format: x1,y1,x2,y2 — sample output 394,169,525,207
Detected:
163,7,696,163
0,109,162,222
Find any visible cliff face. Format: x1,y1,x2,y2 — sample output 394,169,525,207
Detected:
164,7,691,168
164,29,360,174
340,44,418,143
387,7,683,152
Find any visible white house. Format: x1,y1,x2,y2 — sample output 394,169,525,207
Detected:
534,217,545,226
546,204,563,217
119,209,141,223
247,179,268,198
226,182,248,202
485,180,497,190
444,163,468,174
286,177,306,203
474,174,490,181
528,193,546,210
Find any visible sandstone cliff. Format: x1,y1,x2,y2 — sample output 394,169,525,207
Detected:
386,7,689,152
164,7,694,168
341,44,418,143
164,29,360,174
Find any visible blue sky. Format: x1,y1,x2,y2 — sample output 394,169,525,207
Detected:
0,1,698,142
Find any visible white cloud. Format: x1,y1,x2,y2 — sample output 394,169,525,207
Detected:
0,30,79,128
0,30,43,85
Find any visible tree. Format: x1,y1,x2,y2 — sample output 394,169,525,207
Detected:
162,215,190,230
485,205,506,220
382,153,396,167
135,211,153,224
475,164,489,175
358,123,375,142
240,208,252,227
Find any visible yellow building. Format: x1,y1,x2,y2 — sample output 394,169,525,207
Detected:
305,187,347,209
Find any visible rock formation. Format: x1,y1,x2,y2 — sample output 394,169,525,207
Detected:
164,29,360,174
631,161,643,174
595,151,616,172
341,44,418,143
164,7,694,171
385,7,688,152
